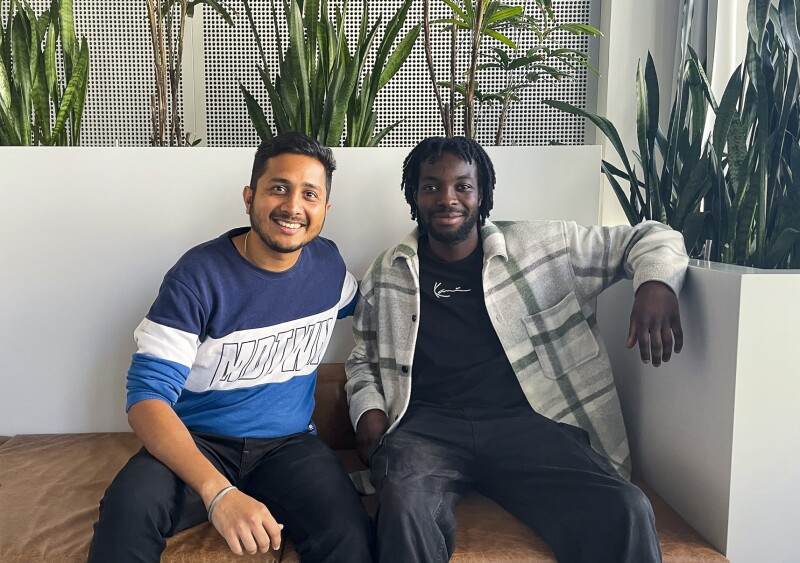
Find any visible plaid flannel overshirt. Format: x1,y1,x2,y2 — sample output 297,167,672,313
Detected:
345,219,688,482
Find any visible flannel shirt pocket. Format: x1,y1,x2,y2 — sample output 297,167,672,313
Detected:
523,292,599,379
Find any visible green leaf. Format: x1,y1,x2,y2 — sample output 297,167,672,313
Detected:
50,33,88,143
713,64,743,149
189,0,234,26
58,0,76,64
764,227,800,267
378,24,419,90
69,37,89,144
483,28,516,49
748,0,770,51
778,0,800,57
601,160,644,225
239,81,273,141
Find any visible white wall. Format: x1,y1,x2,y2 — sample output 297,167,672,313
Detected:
0,145,601,435
598,262,800,561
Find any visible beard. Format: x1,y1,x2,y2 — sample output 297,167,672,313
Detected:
420,206,480,245
250,212,324,254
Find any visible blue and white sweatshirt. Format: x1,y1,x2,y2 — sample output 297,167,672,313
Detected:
126,227,358,438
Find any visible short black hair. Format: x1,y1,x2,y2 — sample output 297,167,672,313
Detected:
250,132,337,199
401,136,496,227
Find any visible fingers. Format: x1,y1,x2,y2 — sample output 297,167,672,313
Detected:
264,517,284,551
211,492,283,554
673,316,684,354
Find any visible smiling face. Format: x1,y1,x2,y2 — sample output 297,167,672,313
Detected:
243,153,330,270
415,151,482,261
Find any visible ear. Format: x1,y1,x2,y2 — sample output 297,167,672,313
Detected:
243,185,253,214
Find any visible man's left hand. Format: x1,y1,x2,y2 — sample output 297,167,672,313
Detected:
626,281,683,367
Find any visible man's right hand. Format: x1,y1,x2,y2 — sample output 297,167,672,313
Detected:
356,409,390,466
209,488,284,555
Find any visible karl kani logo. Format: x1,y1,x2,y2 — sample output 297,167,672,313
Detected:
210,318,332,385
434,282,471,299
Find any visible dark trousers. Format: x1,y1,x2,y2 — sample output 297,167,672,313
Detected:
88,431,373,563
371,405,661,563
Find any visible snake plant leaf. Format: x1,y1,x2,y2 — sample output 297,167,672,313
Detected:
69,37,89,144
544,99,639,192
713,65,744,150
778,0,800,56
11,11,32,108
635,58,655,218
378,24,420,90
287,0,310,132
748,0,771,51
600,160,644,225
674,148,713,230
50,35,86,144
0,58,9,117
765,228,800,267
239,80,273,142
325,50,358,146
58,0,75,71
258,67,290,134
367,119,401,147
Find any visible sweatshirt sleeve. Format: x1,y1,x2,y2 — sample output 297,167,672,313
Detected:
125,275,203,411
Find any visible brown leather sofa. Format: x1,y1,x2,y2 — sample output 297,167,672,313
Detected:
0,364,727,562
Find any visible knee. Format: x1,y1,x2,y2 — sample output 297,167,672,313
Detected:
607,483,656,528
377,481,440,528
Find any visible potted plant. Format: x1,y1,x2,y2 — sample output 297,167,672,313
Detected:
0,0,89,145
550,1,800,557
546,0,800,268
145,0,233,146
239,0,420,147
423,0,601,144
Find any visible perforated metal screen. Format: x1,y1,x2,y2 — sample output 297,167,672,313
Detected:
7,1,595,147
205,0,595,147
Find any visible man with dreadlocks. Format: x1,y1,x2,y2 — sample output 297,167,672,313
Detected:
345,136,689,563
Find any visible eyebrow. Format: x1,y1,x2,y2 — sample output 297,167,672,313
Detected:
419,174,476,181
268,177,323,191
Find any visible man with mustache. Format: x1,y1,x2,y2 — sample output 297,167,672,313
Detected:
346,136,689,563
89,132,373,562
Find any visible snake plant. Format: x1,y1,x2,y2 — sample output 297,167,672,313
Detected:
547,0,800,269
0,0,89,145
240,0,420,147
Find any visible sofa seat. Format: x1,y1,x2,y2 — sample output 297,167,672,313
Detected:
0,365,728,562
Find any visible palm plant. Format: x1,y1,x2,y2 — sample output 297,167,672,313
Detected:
0,0,89,145
423,0,600,143
240,0,420,147
547,0,800,268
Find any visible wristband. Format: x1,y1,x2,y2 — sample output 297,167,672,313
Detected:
207,485,237,523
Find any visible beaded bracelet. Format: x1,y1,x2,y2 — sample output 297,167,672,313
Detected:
207,485,237,523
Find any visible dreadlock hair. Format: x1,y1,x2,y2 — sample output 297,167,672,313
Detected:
401,136,496,228
250,132,336,200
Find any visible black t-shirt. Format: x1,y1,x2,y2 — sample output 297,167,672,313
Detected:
410,237,529,410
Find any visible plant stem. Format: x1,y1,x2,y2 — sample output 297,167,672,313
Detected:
423,0,449,136
464,0,487,139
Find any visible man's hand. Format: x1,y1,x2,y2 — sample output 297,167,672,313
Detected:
209,488,284,555
626,281,683,367
356,409,390,466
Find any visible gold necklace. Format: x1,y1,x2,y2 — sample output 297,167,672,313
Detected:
243,230,250,262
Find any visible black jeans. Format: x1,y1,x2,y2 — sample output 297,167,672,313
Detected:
370,405,661,563
88,431,373,563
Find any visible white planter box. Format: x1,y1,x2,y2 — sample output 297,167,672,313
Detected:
597,260,800,562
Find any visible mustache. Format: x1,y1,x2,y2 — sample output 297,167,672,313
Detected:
431,206,465,214
270,212,306,225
